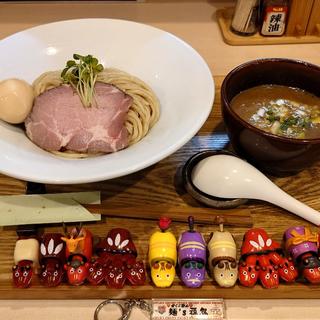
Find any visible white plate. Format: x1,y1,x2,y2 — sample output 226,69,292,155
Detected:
0,19,214,184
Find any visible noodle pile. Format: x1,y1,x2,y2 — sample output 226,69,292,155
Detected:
32,68,160,149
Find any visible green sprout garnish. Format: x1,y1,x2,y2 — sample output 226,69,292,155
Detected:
280,117,298,131
61,54,104,107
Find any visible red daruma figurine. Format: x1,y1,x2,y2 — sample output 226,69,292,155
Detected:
61,227,92,286
239,228,297,288
12,236,39,288
90,228,146,288
39,233,65,287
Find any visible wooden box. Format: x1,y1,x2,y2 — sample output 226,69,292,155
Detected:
306,0,320,35
286,0,314,36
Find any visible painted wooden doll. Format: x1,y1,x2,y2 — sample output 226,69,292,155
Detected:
284,226,320,283
91,228,146,288
12,237,39,288
178,216,206,288
149,217,177,287
239,228,298,288
12,226,39,288
207,223,237,287
39,233,65,287
61,226,92,286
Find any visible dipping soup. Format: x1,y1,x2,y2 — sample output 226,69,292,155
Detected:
230,85,320,139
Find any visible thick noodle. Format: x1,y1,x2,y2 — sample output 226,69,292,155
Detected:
32,68,160,157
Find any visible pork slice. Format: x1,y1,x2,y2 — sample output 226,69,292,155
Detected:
25,82,132,154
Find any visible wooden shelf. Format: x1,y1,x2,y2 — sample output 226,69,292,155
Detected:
1,280,320,300
3,220,320,300
217,8,320,46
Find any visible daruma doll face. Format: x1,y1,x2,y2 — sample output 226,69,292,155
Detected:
151,260,175,287
180,261,205,288
213,260,238,287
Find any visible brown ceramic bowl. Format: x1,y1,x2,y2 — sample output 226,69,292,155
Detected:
221,58,320,176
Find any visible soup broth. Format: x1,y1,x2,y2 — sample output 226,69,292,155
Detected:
230,85,320,139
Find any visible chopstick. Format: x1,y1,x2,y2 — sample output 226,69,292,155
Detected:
83,204,253,227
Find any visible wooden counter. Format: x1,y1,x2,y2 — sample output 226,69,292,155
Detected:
1,0,320,310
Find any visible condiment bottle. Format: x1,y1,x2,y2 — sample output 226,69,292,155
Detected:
260,0,289,36
231,0,260,36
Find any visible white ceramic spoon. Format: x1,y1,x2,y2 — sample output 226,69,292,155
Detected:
191,154,320,225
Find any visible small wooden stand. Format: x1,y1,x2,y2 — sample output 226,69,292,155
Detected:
217,7,320,46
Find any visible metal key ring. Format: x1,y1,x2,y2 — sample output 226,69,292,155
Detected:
94,299,126,320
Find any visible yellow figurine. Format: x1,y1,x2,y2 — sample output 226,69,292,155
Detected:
149,217,177,287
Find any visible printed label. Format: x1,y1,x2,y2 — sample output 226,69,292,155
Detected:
261,6,287,36
152,299,226,320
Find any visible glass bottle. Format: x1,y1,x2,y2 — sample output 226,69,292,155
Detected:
260,0,289,36
231,0,260,36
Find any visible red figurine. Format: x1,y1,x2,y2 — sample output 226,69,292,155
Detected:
61,227,92,286
105,255,127,289
39,233,65,287
239,228,297,288
125,260,146,286
87,257,108,286
284,226,320,283
94,228,146,288
12,226,40,289
12,236,39,288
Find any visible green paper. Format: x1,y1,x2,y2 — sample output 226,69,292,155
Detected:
0,191,101,226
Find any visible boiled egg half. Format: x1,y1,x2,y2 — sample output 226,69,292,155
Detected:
0,79,34,124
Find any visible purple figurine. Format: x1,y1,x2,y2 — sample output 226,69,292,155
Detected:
284,226,320,284
178,216,206,288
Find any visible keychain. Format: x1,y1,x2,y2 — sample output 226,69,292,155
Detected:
94,299,152,320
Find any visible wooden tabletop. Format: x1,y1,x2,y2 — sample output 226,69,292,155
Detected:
1,0,320,303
